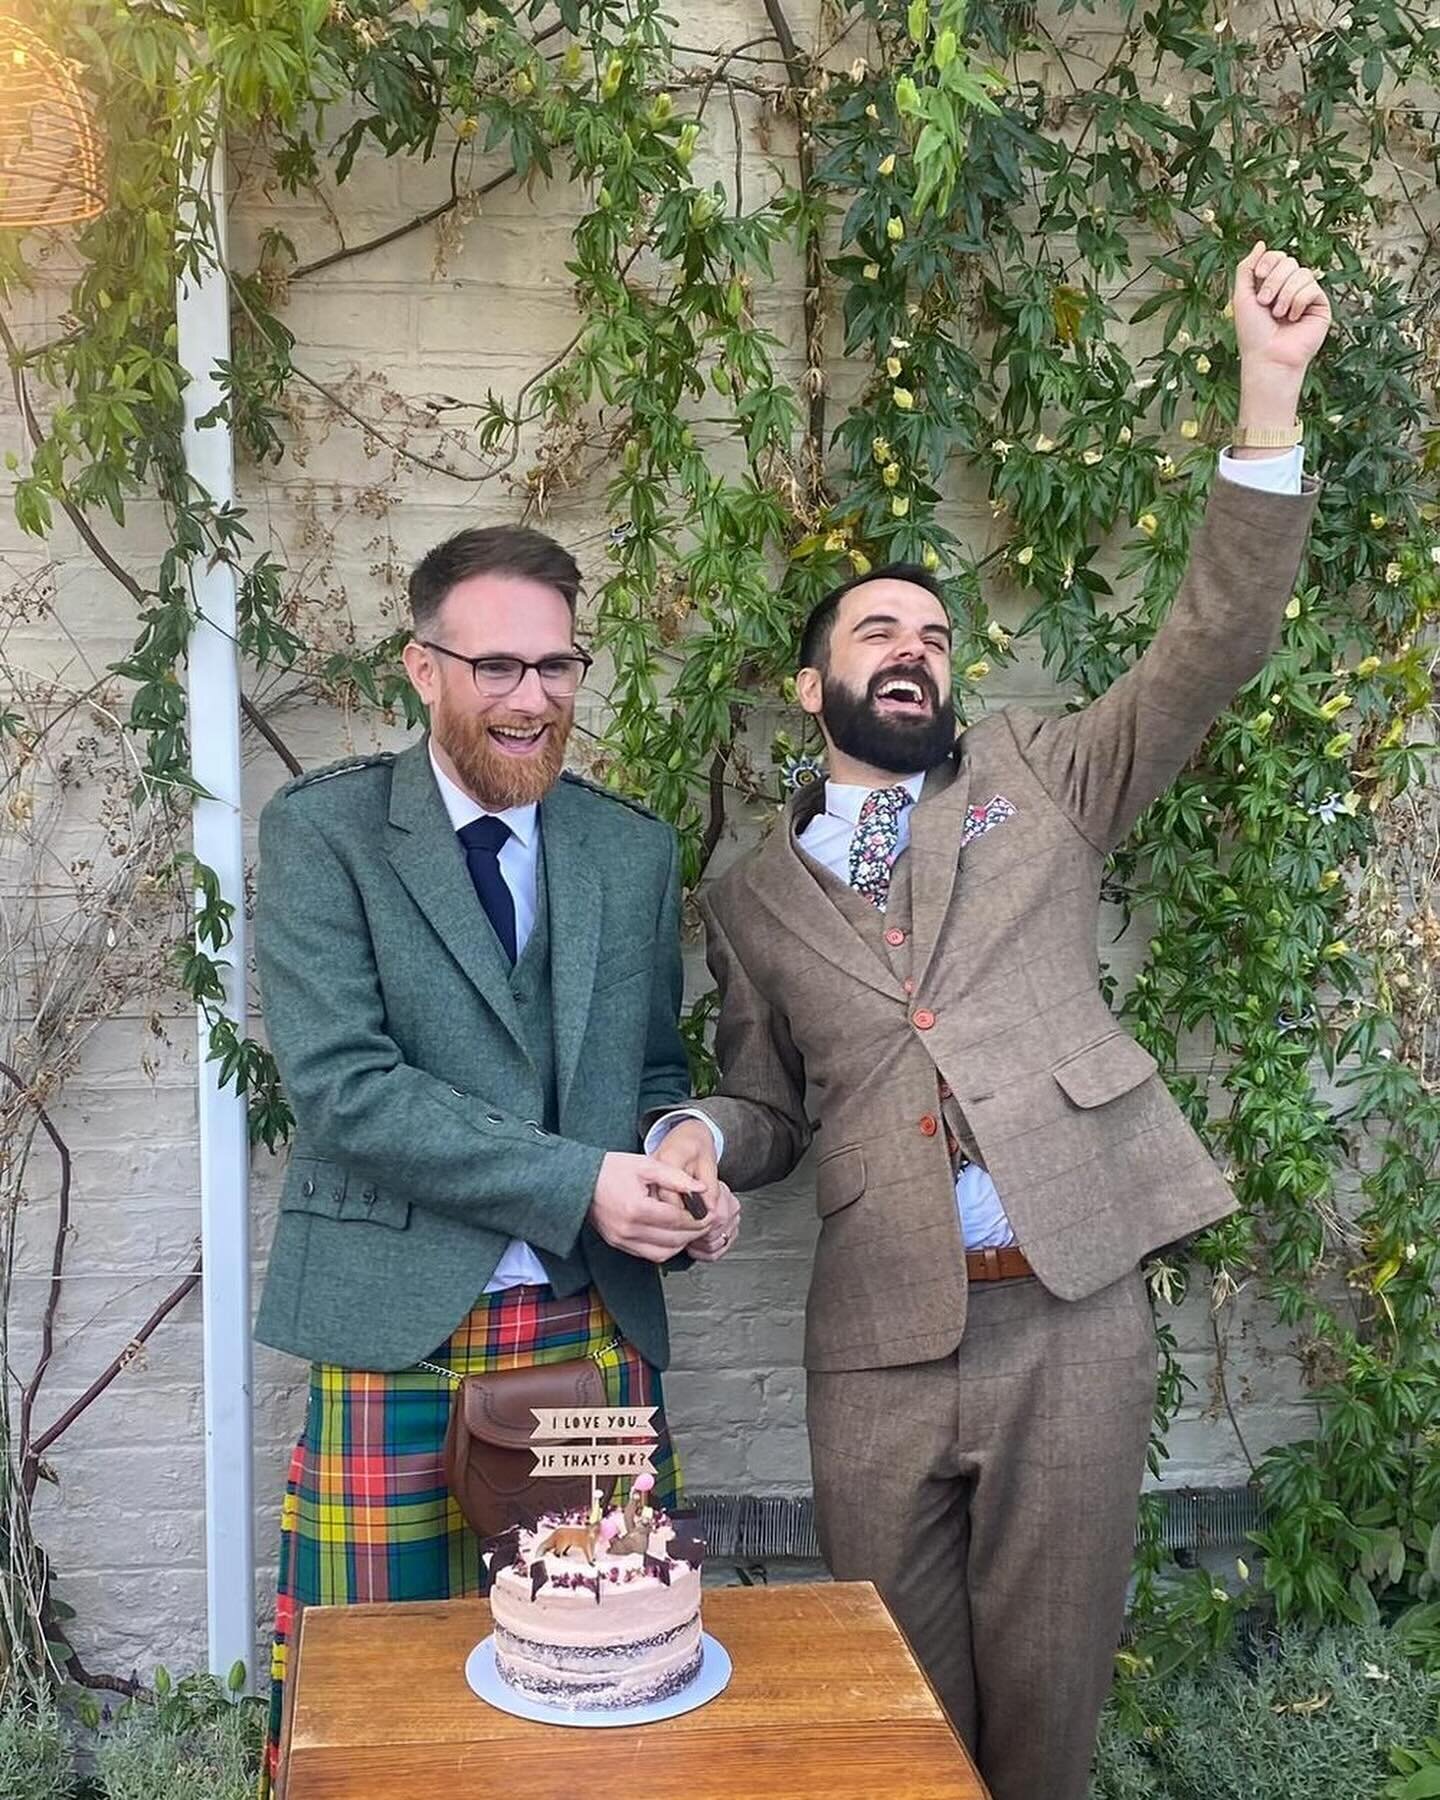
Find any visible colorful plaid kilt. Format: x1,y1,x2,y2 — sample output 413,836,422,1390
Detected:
259,1284,678,1799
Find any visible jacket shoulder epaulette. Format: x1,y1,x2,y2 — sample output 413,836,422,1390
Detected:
559,769,665,825
278,753,395,799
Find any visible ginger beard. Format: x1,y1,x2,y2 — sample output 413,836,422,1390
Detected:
431,685,574,810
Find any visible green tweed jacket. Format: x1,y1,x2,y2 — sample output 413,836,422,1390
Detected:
252,738,692,1372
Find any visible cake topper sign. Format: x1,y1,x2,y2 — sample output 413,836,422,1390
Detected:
529,1406,659,1509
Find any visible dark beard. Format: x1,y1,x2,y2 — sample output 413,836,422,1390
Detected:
819,664,957,776
432,701,573,809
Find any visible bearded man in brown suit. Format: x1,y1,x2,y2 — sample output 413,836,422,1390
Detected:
653,244,1332,1799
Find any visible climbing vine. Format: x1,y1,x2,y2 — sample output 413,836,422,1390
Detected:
1,0,1437,1706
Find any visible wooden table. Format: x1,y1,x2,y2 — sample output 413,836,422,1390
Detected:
283,1580,989,1798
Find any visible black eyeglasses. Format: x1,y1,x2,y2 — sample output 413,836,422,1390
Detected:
418,641,594,698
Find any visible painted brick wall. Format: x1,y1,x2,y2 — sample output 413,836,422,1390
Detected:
1,1,1319,1685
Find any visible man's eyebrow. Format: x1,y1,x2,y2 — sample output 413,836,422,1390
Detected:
849,610,953,639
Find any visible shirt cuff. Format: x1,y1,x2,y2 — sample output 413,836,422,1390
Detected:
1216,445,1304,496
644,1109,726,1160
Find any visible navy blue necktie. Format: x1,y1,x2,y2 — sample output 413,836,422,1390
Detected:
457,816,517,964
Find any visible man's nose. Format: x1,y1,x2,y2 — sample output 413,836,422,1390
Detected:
507,666,550,711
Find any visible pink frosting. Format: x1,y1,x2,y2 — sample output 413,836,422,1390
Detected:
490,1514,701,1659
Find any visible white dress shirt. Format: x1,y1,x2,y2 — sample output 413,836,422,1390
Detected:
429,749,550,1290
652,449,1305,1255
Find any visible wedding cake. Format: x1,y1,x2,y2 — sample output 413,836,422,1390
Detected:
485,1476,706,1711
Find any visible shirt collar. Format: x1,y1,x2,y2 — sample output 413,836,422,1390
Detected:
428,744,539,849
823,769,926,827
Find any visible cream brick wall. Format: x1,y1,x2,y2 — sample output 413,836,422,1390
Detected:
1,0,1324,1686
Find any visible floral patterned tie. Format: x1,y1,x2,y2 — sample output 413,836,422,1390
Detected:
847,785,914,911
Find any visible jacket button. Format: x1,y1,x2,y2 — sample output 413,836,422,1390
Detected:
913,1009,936,1030
938,1080,953,1100
902,978,916,995
884,927,906,947
919,1114,939,1137
361,1186,376,1202
485,1112,504,1125
301,1179,315,1197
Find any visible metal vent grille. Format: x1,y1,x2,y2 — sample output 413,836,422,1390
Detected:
1148,1486,1268,1552
688,1487,1267,1561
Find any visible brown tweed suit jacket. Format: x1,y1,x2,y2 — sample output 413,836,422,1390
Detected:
696,475,1319,1373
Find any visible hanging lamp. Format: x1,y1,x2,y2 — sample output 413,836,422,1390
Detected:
0,16,105,230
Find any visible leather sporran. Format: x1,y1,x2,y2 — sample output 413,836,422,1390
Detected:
431,1351,610,1541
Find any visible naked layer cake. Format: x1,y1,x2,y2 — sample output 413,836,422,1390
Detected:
485,1477,706,1711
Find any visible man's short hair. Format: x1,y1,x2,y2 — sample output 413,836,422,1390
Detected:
798,563,948,672
408,526,582,634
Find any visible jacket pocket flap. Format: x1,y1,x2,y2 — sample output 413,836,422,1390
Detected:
346,1187,412,1230
459,1359,608,1449
279,1159,347,1218
1052,1032,1158,1108
280,1160,411,1230
815,1144,866,1218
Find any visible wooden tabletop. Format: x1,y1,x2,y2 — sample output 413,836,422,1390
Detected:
283,1580,989,1799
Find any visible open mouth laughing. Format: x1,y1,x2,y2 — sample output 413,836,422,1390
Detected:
488,720,551,757
871,673,934,717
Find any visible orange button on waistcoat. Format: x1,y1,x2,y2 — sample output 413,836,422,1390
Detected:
884,927,906,947
919,1114,939,1137
913,1009,936,1031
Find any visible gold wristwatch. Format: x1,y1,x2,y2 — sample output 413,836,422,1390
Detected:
1231,421,1303,448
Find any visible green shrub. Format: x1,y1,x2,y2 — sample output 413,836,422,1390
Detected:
0,1669,262,1800
94,1670,262,1800
1092,1626,1440,1799
0,1694,74,1800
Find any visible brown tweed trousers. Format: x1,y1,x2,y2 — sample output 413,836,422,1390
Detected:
691,475,1319,1799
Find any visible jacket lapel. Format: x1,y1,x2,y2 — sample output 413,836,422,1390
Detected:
909,747,971,993
384,740,527,1054
539,777,602,1112
746,783,902,1000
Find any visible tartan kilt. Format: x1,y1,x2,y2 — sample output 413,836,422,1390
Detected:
259,1284,678,1799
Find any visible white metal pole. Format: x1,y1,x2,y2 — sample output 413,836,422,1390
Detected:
176,128,257,1686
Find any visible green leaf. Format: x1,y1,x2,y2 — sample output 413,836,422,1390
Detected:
1347,1568,1381,1628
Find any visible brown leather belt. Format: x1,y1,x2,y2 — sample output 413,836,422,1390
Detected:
965,1247,1035,1282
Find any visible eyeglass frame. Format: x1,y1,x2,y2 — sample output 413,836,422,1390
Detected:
416,640,595,697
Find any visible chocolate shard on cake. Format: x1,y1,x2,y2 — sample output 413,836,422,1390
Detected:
667,1521,707,1568
480,1526,520,1579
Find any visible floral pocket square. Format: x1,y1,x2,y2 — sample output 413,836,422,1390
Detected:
961,795,1017,846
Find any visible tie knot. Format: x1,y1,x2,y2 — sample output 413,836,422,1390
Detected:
857,785,914,827
458,815,511,857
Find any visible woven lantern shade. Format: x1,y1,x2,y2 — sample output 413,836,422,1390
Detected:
0,16,105,230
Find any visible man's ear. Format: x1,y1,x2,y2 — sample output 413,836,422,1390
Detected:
796,665,824,717
401,639,436,705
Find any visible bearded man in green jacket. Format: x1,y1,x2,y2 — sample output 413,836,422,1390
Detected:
251,525,734,1794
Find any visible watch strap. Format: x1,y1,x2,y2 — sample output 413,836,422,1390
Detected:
1231,421,1303,448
